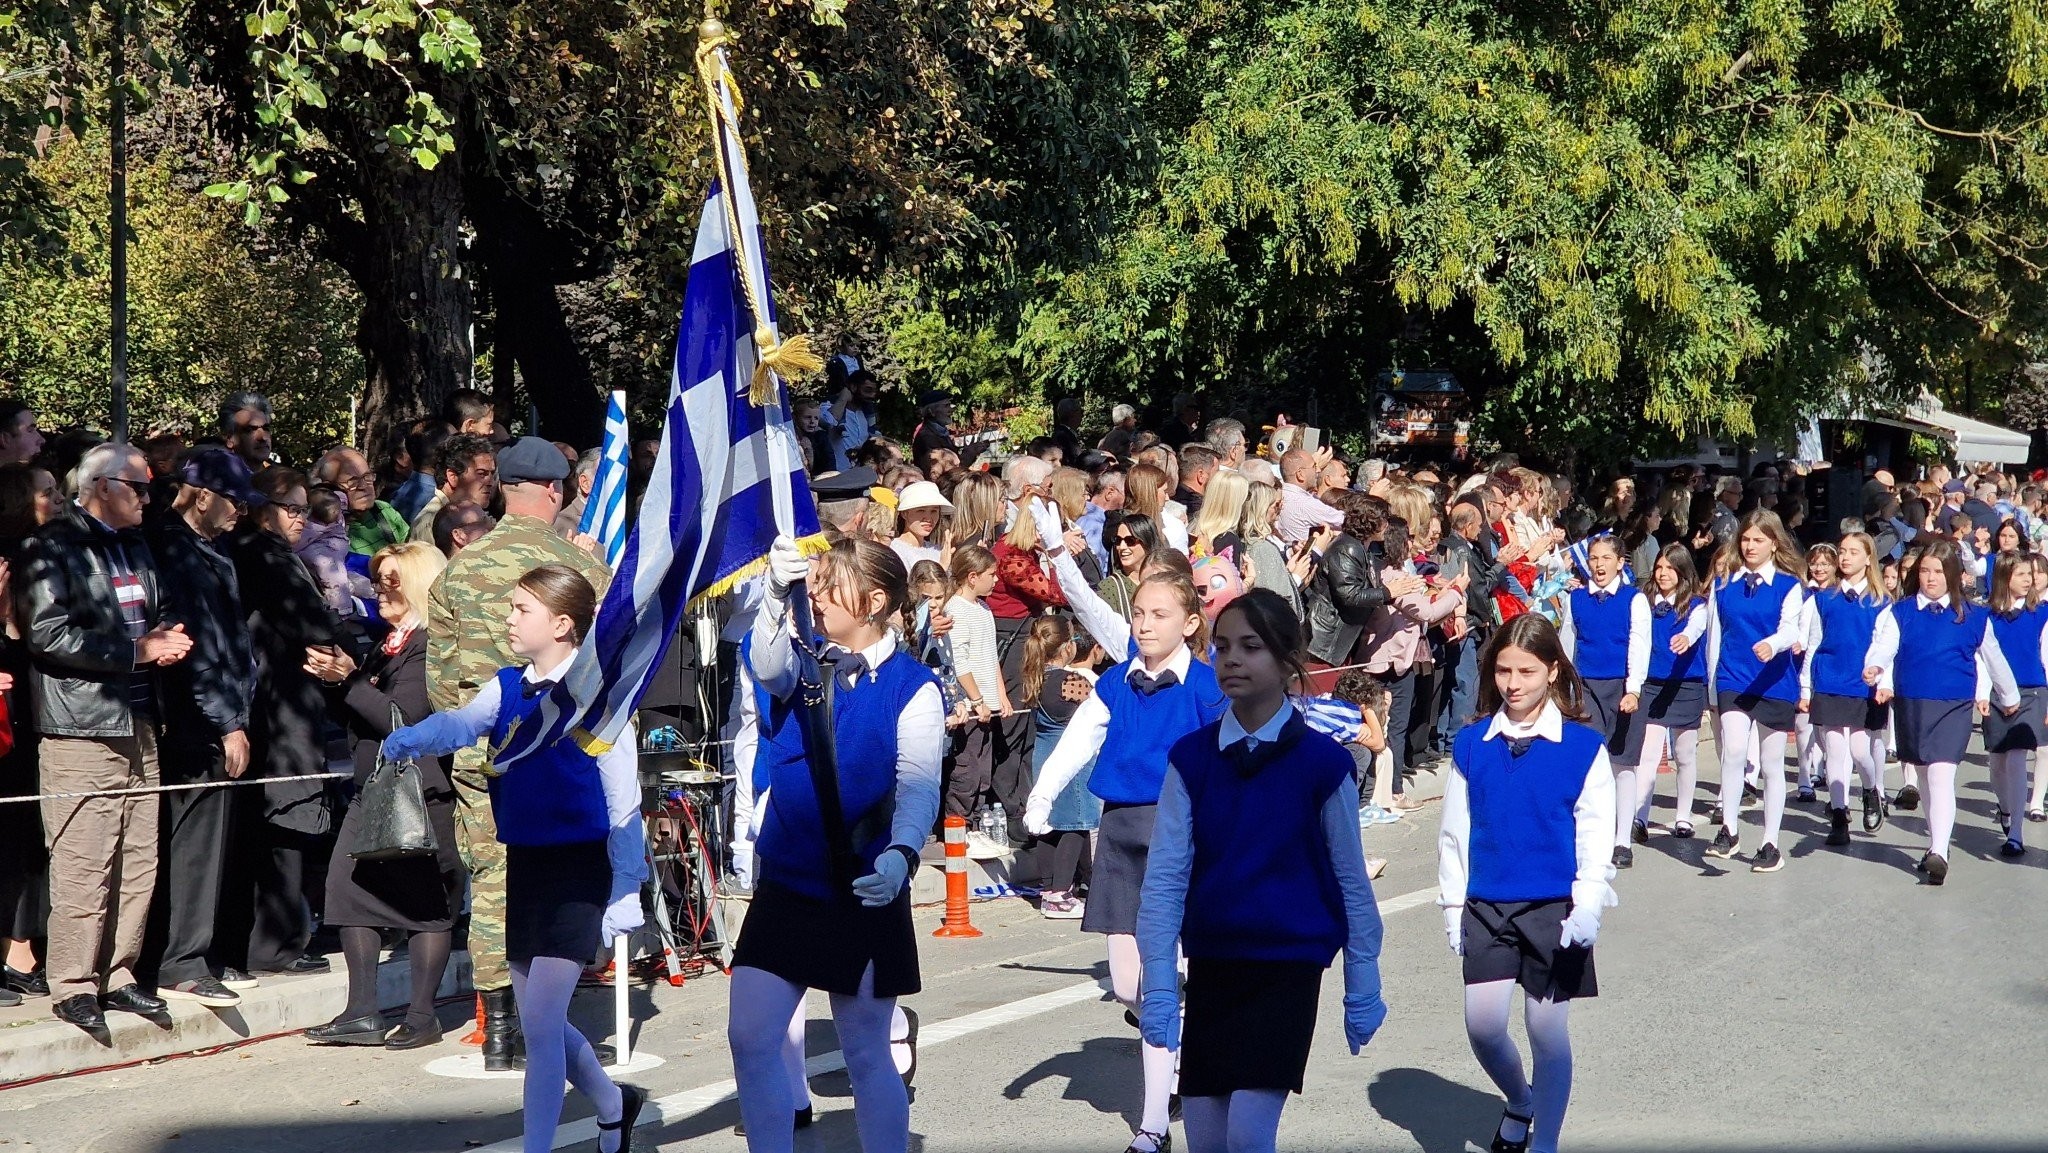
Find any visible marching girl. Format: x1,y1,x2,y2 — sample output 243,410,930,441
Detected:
381,565,647,1153
1862,539,2021,885
1702,509,1807,874
1633,544,1710,839
1792,544,1840,803
728,536,944,1152
1439,613,1616,1153
1557,536,1650,869
1980,551,2048,858
1797,532,1892,847
1136,590,1387,1153
1028,528,1227,1153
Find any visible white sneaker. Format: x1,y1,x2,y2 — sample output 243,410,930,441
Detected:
963,831,1010,860
1041,895,1085,920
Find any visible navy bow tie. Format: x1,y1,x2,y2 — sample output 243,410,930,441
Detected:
1591,589,1612,603
1743,572,1762,594
1130,668,1180,697
826,647,871,687
1924,600,1947,615
1505,735,1536,757
521,678,557,700
1652,601,1675,618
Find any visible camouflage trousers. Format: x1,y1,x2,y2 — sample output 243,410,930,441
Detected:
453,781,510,992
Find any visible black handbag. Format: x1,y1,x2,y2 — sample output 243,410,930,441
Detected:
350,706,439,862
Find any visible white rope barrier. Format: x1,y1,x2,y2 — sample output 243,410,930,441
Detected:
0,771,351,805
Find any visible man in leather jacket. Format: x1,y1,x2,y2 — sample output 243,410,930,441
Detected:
17,443,193,1033
1304,492,1426,678
141,448,262,1006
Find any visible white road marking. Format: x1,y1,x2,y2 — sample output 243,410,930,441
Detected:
477,884,1440,1151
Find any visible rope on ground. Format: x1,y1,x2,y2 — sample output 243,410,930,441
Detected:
0,771,351,805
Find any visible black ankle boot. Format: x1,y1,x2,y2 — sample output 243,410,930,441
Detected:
481,986,526,1071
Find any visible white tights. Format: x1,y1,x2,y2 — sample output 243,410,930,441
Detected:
1995,750,2034,846
1464,979,1573,1153
1181,1089,1287,1153
1107,933,1177,1141
1718,711,1787,846
1636,725,1700,827
1795,713,1821,788
512,956,623,1153
1819,727,1883,809
1611,756,1639,847
1910,762,1961,859
730,965,905,1153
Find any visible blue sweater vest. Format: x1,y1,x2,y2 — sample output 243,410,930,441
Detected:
1712,572,1800,701
487,666,611,846
1990,605,2048,689
1088,657,1229,805
756,649,936,901
1646,598,1706,683
1809,588,1885,700
1453,719,1605,902
1170,714,1352,964
1890,601,1987,702
1568,585,1639,680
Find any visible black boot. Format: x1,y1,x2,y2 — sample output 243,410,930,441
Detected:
481,986,526,1071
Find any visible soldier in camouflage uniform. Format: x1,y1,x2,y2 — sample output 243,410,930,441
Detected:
427,437,610,1069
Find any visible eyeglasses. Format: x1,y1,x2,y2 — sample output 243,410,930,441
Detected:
275,502,309,519
105,477,151,500
335,472,375,491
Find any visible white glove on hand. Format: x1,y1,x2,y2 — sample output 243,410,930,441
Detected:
1029,498,1065,553
1443,905,1464,956
1023,793,1054,836
766,534,810,600
600,890,644,940
852,848,911,907
1560,905,1601,949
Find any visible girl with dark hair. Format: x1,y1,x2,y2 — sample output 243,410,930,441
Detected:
1979,550,2046,858
1701,509,1807,873
1633,544,1710,838
1557,536,1649,869
1024,554,1226,1153
1137,590,1386,1153
1862,540,2022,884
1439,613,1614,1153
1798,533,1893,845
380,564,647,1152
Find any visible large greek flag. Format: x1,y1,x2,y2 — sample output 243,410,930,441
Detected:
494,171,822,766
576,390,630,569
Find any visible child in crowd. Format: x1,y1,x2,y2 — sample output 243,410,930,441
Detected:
1022,614,1102,920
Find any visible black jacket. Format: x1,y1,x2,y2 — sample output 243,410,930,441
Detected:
146,514,254,743
15,504,163,738
1441,532,1506,625
229,526,355,781
1304,534,1389,666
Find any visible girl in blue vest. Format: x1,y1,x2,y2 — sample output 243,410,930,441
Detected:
1862,539,2021,885
1797,532,1892,847
1633,544,1709,838
728,536,943,1152
1977,550,2047,858
1026,568,1227,1153
1558,536,1649,869
1791,543,1839,803
1439,612,1615,1153
1701,509,1807,873
1135,589,1386,1153
381,564,648,1153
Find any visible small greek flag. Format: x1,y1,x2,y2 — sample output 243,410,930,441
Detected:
576,390,630,569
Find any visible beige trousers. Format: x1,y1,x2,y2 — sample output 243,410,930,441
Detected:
42,729,160,999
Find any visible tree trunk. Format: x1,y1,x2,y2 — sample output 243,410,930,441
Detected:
494,275,602,447
354,151,472,453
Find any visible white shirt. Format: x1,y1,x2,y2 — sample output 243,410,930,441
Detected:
1862,594,2021,707
747,592,945,855
1648,592,1711,654
1437,701,1617,921
1027,643,1196,813
1558,577,1652,695
1702,562,1807,704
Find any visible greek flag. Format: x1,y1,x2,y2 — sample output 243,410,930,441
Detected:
1565,530,1634,586
576,390,630,569
494,170,822,766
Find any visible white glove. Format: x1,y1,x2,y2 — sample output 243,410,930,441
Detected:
1023,793,1054,836
851,847,911,907
1028,498,1065,553
601,890,644,940
766,534,810,600
1443,905,1464,956
1560,905,1601,949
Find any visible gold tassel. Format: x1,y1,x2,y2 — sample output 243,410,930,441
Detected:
748,328,825,406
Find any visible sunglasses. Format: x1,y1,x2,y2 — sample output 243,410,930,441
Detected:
1113,535,1139,547
105,477,151,499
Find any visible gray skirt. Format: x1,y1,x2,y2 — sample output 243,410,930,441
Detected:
1983,685,2048,752
1081,802,1155,935
1895,697,1975,766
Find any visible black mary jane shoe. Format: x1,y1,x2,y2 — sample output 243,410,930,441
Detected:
597,1084,647,1153
1123,1129,1171,1153
1490,1110,1535,1153
306,1014,389,1046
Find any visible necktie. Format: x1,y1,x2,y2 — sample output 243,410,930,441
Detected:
826,647,871,687
521,678,557,700
1652,601,1674,619
1743,572,1762,595
1591,589,1611,603
1505,735,1536,757
1924,600,1947,615
1130,668,1181,697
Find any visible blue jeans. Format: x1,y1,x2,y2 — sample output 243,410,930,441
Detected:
1438,632,1482,751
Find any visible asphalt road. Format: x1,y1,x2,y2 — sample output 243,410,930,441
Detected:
4,748,2046,1153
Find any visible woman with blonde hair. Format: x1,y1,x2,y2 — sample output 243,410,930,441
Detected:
1189,469,1251,557
947,470,1006,551
302,541,464,1051
1239,482,1305,618
1126,463,1171,526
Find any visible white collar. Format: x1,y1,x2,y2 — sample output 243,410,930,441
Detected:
1589,575,1625,596
1741,561,1779,583
1840,578,1869,596
833,632,900,682
523,654,577,684
1219,699,1296,749
1126,643,1194,685
1482,701,1565,744
1915,592,1952,611
1651,591,1680,606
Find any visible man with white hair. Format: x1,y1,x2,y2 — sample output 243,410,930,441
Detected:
1710,474,1743,544
555,447,601,537
21,443,194,1034
1204,417,1248,470
1099,403,1140,459
1004,453,1054,505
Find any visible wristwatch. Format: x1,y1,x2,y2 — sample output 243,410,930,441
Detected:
889,844,921,877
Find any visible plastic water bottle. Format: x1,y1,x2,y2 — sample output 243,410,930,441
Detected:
991,803,1008,841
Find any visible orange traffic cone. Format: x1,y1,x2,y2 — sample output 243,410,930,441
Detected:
932,815,981,939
